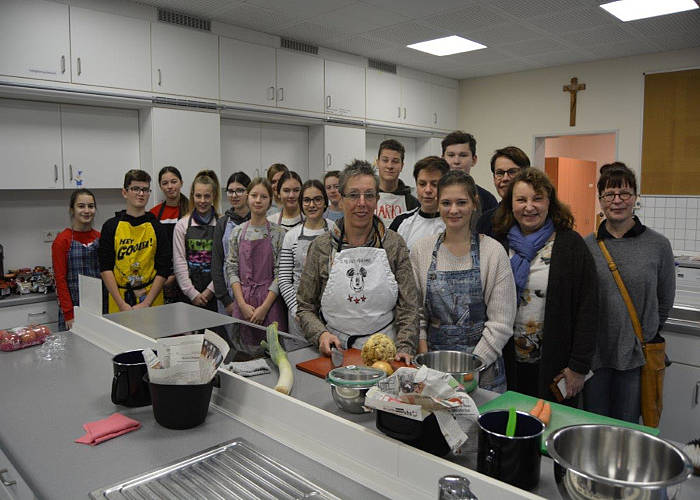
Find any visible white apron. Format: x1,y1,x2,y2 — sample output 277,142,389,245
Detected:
375,192,407,226
320,240,399,349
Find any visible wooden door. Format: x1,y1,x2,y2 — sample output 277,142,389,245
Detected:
545,157,597,237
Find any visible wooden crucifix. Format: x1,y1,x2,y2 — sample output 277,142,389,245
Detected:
563,77,586,126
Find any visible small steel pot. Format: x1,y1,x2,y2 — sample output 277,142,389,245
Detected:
413,351,485,392
326,366,386,414
546,424,693,500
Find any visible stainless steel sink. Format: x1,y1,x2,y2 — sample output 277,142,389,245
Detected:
90,438,341,499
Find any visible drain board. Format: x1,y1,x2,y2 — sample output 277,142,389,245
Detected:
90,438,341,499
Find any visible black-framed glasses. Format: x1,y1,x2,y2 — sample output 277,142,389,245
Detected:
599,191,634,203
494,168,520,179
128,186,151,194
343,191,378,202
227,188,246,196
302,196,325,205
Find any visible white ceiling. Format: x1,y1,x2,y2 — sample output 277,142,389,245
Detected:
137,0,700,79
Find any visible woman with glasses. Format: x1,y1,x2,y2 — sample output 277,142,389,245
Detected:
267,170,303,231
278,180,336,349
583,162,674,423
491,167,598,401
296,160,419,361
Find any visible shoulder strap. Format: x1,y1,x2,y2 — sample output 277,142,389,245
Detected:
597,240,645,347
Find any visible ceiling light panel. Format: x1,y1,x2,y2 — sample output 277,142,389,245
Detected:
600,0,699,22
407,35,487,56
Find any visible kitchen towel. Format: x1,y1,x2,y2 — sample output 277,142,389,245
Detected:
75,412,141,446
224,359,271,377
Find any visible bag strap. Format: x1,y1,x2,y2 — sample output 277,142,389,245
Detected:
597,240,646,349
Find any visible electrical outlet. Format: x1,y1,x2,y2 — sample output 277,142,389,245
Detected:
43,230,57,243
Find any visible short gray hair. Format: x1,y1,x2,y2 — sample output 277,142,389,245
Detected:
339,159,380,195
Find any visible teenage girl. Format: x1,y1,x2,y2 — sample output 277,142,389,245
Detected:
52,189,101,331
266,170,303,231
266,163,288,216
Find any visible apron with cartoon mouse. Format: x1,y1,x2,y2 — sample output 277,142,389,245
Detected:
320,225,398,349
109,214,163,313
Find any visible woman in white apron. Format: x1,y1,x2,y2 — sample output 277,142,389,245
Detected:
267,170,303,231
279,180,335,350
296,160,419,362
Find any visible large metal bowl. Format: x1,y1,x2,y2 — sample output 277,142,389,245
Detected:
546,424,693,500
413,351,485,393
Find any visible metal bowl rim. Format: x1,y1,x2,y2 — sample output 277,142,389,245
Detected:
545,424,693,489
478,409,545,440
413,350,487,372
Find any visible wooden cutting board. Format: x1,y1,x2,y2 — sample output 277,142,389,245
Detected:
477,391,660,455
296,348,409,379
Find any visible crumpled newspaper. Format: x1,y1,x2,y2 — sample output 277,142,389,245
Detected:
365,366,479,454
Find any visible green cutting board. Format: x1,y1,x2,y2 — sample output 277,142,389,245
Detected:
477,391,660,455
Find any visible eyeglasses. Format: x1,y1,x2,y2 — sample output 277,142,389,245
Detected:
494,168,520,179
227,188,246,196
343,191,378,202
599,191,634,203
128,186,151,194
302,196,325,205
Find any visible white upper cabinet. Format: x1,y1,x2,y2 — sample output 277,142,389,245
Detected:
61,105,140,189
400,77,433,128
0,98,63,189
276,50,324,114
70,7,150,91
220,38,276,107
324,60,365,119
221,119,263,181
0,0,69,82
151,23,219,99
431,84,458,131
366,69,401,123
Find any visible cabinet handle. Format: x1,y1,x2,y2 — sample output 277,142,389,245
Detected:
54,164,58,183
28,311,47,317
77,57,81,76
433,112,437,124
694,381,700,406
278,87,284,102
61,55,65,74
69,164,73,182
397,106,401,118
267,86,275,100
157,69,162,86
0,469,16,487
326,95,332,109
403,107,406,120
327,153,332,167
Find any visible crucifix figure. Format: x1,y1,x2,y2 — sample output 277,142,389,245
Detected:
563,77,586,126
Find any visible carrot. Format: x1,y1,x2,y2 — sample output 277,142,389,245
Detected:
539,402,552,427
530,399,544,417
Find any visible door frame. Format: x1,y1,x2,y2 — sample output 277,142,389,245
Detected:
532,129,619,171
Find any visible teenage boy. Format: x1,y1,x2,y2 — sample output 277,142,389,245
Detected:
99,169,172,313
441,131,498,213
389,156,448,249
476,146,531,236
375,139,419,225
322,170,343,222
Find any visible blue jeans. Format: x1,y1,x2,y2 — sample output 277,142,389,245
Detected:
583,367,641,423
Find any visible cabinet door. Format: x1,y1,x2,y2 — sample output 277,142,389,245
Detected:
366,69,401,123
324,125,365,171
324,60,365,119
400,77,432,127
70,7,150,91
0,98,62,189
220,38,276,107
151,23,219,99
61,105,140,189
659,362,700,443
0,446,37,500
0,0,69,82
260,123,309,180
0,300,59,329
432,84,457,130
276,50,324,113
221,119,262,181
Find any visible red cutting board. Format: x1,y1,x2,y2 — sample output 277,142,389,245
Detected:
296,348,409,379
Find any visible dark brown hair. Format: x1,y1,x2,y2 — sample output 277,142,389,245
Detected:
323,170,340,182
69,188,96,217
597,161,637,195
413,156,449,180
276,170,302,195
378,139,405,162
299,179,328,213
490,146,530,173
266,163,289,183
441,131,476,156
123,169,151,189
438,170,481,230
157,166,189,217
493,168,574,235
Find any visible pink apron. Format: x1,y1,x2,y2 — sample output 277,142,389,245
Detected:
232,221,287,353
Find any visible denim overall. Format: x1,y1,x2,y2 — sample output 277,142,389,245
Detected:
425,232,506,392
58,232,100,331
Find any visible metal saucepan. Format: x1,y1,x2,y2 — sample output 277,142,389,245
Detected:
413,350,485,392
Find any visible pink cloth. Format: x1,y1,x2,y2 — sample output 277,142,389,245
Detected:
75,413,141,446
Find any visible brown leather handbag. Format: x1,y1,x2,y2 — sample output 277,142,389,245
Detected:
598,240,665,427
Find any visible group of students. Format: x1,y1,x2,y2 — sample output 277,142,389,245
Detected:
51,130,675,425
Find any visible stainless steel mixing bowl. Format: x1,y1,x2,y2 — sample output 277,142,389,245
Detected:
546,424,693,500
413,351,485,392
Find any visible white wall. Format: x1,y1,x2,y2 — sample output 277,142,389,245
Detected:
544,133,617,169
458,47,700,198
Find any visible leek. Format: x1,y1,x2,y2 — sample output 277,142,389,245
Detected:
260,322,293,395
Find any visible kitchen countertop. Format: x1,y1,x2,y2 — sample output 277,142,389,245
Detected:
0,291,56,308
0,334,384,500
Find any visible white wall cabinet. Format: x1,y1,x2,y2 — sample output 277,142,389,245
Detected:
0,299,59,330
221,119,263,181
61,105,140,189
276,50,324,113
400,77,433,128
69,7,150,91
431,84,458,131
220,38,276,107
151,23,219,99
0,445,37,500
309,125,365,181
366,69,401,123
260,122,309,179
0,0,70,83
324,60,365,119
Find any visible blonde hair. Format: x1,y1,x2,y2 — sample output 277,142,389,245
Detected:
188,169,220,215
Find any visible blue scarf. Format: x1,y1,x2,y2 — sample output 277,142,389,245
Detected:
507,218,555,304
192,207,215,226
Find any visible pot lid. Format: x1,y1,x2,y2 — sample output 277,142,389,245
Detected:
327,366,386,387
